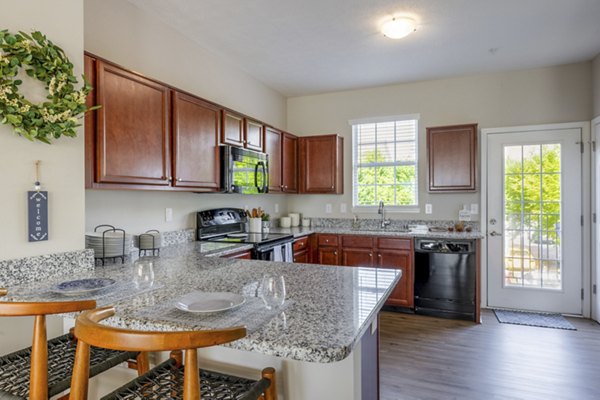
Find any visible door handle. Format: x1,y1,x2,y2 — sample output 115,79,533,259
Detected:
489,231,502,237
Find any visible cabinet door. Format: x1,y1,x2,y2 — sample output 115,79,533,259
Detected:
84,54,96,189
282,133,298,193
342,248,373,267
318,247,339,265
172,91,220,190
293,250,309,263
245,119,264,151
299,135,343,194
377,250,413,308
96,61,170,185
221,110,244,147
265,126,282,192
427,123,478,192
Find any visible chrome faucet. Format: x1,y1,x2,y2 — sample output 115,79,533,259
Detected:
378,201,391,229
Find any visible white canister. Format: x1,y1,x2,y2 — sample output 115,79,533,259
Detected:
302,218,311,227
289,213,300,227
280,217,291,228
248,217,262,233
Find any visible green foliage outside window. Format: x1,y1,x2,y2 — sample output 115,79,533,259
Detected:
504,144,561,243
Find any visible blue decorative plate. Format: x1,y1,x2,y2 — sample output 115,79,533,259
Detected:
51,278,116,296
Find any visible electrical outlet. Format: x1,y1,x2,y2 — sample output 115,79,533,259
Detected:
274,203,279,213
425,204,432,214
471,203,479,215
325,204,332,214
165,208,173,222
340,203,347,213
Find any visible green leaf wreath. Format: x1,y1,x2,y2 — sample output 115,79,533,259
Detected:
0,30,94,144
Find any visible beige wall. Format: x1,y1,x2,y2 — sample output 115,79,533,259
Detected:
83,0,289,232
593,54,600,118
287,62,593,221
0,0,81,354
0,0,85,260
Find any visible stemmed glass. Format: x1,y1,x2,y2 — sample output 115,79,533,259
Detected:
260,274,286,310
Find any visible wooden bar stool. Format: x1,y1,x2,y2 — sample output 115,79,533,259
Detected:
0,289,148,399
70,306,278,400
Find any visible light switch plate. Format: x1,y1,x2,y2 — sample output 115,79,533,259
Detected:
340,203,347,213
325,204,332,213
274,203,279,213
470,203,479,215
165,208,173,222
425,204,432,214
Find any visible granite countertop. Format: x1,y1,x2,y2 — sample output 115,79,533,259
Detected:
270,226,483,240
5,242,400,364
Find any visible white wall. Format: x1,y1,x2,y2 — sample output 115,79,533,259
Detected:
287,62,593,221
84,0,289,232
0,0,85,260
593,54,600,118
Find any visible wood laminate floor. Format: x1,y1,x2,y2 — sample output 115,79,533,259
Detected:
379,310,600,400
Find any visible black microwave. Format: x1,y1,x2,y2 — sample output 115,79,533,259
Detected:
220,145,268,194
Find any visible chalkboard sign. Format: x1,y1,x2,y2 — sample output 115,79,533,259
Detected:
28,191,48,242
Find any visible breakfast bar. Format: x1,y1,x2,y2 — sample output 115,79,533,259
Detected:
4,242,401,400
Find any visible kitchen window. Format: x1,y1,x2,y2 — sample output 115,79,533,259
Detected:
350,115,419,210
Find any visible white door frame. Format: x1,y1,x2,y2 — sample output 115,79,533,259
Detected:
481,121,591,317
592,116,600,321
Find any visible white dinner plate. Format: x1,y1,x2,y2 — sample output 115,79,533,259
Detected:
51,278,116,296
175,291,245,313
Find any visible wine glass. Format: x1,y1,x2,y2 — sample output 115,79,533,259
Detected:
260,274,286,310
133,257,155,290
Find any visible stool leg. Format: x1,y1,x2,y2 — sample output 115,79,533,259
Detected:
70,340,91,400
136,352,150,375
30,315,48,399
262,367,277,400
183,349,200,400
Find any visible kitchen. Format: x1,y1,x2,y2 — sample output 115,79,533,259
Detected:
1,0,600,399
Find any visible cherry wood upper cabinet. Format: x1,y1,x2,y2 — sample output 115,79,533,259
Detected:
427,123,478,192
96,60,170,186
245,118,264,151
264,126,283,192
221,111,264,151
299,134,343,194
84,54,96,189
171,91,220,190
282,133,298,193
221,110,244,147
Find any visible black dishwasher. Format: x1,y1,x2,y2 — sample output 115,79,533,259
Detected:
414,238,476,321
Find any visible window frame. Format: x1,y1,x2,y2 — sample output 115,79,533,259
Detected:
350,114,420,213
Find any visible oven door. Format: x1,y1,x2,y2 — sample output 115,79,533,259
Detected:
254,242,293,262
221,145,268,194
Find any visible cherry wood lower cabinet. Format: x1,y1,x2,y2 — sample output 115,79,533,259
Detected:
316,233,414,308
316,234,340,265
293,235,311,263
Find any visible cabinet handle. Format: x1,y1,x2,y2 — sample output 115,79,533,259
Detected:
168,176,173,182
331,185,334,189
378,253,382,258
369,253,373,257
334,251,337,255
176,178,182,182
325,239,329,243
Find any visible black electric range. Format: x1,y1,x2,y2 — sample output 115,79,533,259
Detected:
197,208,294,261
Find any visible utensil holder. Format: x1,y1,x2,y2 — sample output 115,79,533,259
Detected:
248,218,262,233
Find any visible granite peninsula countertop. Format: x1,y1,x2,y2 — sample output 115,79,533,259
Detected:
4,242,400,364
270,226,484,240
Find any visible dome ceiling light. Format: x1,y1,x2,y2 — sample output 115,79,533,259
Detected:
381,17,417,39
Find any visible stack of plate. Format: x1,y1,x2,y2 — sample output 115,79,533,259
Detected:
85,231,133,258
134,231,162,250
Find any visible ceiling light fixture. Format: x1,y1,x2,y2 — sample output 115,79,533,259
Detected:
381,17,416,39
